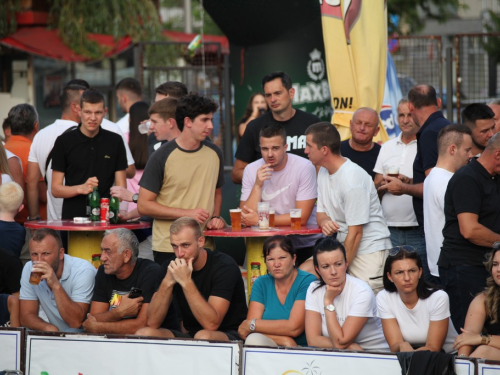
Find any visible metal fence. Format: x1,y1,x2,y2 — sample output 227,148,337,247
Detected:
134,41,232,164
391,33,500,122
390,35,443,98
454,33,500,121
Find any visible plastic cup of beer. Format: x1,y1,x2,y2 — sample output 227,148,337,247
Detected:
230,208,242,231
29,262,43,285
383,164,400,178
290,208,302,230
269,207,275,228
257,202,270,230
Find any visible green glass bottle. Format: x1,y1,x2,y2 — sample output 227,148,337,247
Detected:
109,196,120,224
89,187,100,221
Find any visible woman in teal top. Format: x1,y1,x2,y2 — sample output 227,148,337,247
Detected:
238,235,317,346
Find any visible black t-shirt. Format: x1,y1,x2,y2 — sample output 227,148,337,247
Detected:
155,249,248,336
235,109,321,163
0,247,23,294
340,141,381,180
439,159,500,268
0,220,25,257
412,111,450,227
51,125,128,219
92,258,179,329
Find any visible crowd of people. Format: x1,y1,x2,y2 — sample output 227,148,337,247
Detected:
2,70,500,361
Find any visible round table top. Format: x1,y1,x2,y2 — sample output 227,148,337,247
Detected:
204,225,321,238
25,220,151,231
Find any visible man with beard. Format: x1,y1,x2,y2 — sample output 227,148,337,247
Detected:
19,229,96,332
461,103,495,157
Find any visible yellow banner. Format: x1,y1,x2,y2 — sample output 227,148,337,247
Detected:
321,0,388,142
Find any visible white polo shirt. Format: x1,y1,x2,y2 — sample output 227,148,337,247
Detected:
373,133,418,226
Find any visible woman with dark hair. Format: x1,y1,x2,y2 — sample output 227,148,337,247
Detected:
125,101,149,212
238,93,268,138
453,244,500,359
238,235,316,347
305,237,388,351
377,245,457,353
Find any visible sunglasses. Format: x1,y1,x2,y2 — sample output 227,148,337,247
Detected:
389,245,417,257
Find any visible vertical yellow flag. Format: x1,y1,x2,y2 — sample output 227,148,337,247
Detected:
321,0,388,142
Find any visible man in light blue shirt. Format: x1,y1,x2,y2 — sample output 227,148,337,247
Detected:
20,228,96,332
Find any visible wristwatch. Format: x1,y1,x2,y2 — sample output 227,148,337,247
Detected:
249,319,256,332
325,304,336,312
132,193,139,203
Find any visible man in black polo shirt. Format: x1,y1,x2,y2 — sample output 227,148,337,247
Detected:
378,84,449,281
51,89,127,219
231,71,320,184
439,133,500,332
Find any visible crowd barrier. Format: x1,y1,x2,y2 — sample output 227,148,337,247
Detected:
2,327,500,375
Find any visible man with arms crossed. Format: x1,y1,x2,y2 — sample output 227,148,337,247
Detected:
439,132,500,331
240,123,321,263
20,229,96,331
136,217,247,340
138,94,225,266
424,124,473,285
304,122,391,293
232,71,320,184
83,228,179,334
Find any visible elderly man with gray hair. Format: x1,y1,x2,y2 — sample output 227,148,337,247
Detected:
83,228,179,334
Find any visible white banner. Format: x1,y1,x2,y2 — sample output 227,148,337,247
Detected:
478,362,500,374
243,347,475,375
0,329,22,371
26,334,241,375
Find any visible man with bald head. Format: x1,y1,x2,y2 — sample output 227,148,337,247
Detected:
439,132,500,331
340,107,381,180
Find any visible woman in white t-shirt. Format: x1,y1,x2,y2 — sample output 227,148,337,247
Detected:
305,237,389,351
377,245,457,353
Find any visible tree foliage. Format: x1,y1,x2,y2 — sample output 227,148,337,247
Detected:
0,0,20,39
48,0,167,60
483,9,500,61
388,0,464,35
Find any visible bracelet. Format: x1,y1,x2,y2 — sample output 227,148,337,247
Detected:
481,334,492,345
210,216,221,220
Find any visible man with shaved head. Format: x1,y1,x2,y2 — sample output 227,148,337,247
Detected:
340,107,381,180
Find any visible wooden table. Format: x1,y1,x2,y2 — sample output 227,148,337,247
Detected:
25,220,151,263
204,225,321,294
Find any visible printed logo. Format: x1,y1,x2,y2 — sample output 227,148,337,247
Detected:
307,49,325,81
282,360,322,375
261,183,292,201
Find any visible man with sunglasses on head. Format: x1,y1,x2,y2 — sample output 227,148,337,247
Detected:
438,132,500,332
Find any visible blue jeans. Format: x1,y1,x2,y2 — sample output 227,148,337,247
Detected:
439,264,489,332
389,226,431,282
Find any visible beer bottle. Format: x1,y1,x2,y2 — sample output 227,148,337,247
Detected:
109,196,120,224
250,262,261,287
89,187,100,221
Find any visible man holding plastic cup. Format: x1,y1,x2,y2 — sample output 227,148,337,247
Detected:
240,123,322,265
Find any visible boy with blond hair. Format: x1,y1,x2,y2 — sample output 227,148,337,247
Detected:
0,181,26,256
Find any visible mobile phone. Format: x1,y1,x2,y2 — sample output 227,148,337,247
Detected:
128,287,143,299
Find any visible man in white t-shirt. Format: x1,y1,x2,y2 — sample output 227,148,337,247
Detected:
303,122,391,293
373,98,422,264
115,77,143,135
423,124,473,283
27,82,136,221
240,124,321,261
